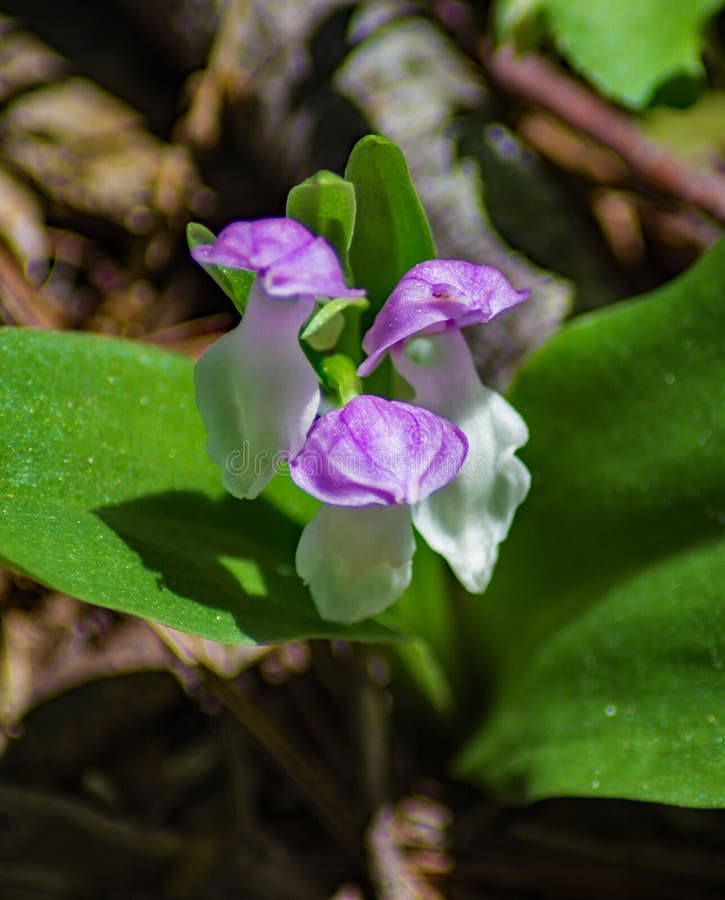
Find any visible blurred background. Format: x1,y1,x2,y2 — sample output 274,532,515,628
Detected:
2,1,725,897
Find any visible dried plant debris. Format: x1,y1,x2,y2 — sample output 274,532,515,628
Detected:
0,162,48,273
211,0,359,178
0,578,273,759
0,18,212,334
0,589,172,750
153,622,271,680
2,77,207,233
0,14,65,103
367,791,453,900
112,0,221,68
176,0,252,149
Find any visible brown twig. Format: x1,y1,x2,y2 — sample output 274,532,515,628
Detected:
0,243,66,328
175,0,250,150
482,43,725,224
204,669,363,857
0,779,186,859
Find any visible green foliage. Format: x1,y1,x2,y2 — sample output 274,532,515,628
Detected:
457,241,725,806
286,170,357,280
0,329,394,645
345,135,435,315
3,133,724,807
299,297,369,343
286,169,368,361
186,222,254,314
495,0,724,108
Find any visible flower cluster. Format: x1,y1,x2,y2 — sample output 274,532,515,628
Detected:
192,218,530,623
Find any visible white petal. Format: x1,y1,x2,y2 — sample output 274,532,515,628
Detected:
295,504,415,623
194,283,318,499
394,329,530,593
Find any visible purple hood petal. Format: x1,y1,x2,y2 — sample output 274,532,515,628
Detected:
358,259,528,376
289,395,467,507
192,218,364,300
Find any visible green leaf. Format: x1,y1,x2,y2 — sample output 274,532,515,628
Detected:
286,170,357,280
187,222,254,314
344,135,435,314
286,170,366,360
457,241,725,806
495,0,724,109
300,296,369,344
0,329,396,645
459,542,725,807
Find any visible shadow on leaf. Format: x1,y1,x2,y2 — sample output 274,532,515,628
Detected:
93,490,336,643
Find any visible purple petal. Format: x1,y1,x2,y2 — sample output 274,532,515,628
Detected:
358,259,528,376
192,218,364,300
289,395,467,507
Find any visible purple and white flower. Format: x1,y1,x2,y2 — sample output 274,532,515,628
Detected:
194,220,531,623
192,218,364,498
358,260,532,594
289,395,467,623
358,259,528,378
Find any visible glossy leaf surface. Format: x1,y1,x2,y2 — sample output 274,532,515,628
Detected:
286,170,357,279
0,329,395,644
345,135,435,314
457,241,725,806
496,0,724,108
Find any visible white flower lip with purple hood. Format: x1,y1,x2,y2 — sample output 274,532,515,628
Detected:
358,259,532,595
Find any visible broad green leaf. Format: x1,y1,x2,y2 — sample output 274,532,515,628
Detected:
344,134,435,314
458,541,725,806
286,170,357,279
495,0,724,108
0,329,395,645
187,222,254,314
457,241,725,806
